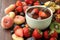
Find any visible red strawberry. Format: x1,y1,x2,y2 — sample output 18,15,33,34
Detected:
16,6,23,12
55,14,60,23
56,18,60,23
44,30,49,39
32,8,39,14
15,28,23,37
14,25,20,31
50,37,57,40
39,11,47,18
57,9,60,14
49,30,58,38
23,6,28,13
23,27,30,38
16,0,22,6
25,0,33,5
32,28,42,39
34,1,40,6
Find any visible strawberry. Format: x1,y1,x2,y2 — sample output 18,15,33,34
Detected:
25,0,33,5
57,9,60,14
49,30,58,38
14,25,20,31
32,28,42,39
15,6,23,12
15,28,23,37
56,18,60,23
23,6,28,13
56,14,60,19
16,0,22,7
50,37,57,40
34,1,40,6
44,30,49,39
23,27,31,38
39,11,47,18
32,8,39,14
55,14,60,23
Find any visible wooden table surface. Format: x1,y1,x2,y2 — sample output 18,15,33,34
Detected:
0,0,60,40
0,0,16,40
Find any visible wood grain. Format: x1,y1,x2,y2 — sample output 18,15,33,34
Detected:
0,0,16,40
0,0,60,40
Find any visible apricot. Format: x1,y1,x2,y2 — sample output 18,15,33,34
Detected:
4,4,16,14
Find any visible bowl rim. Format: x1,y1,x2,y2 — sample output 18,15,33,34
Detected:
25,5,53,21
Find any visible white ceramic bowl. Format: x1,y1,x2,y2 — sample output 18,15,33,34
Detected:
25,6,53,30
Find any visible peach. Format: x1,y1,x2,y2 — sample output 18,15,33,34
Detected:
14,15,25,25
12,34,24,40
4,4,16,14
8,12,15,18
1,16,14,29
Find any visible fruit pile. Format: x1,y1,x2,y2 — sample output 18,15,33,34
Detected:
1,0,60,40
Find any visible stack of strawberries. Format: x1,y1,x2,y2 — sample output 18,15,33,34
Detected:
13,25,58,40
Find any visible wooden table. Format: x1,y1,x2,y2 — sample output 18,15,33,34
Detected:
0,0,60,40
0,0,16,40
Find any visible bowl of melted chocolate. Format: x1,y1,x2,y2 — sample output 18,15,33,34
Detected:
25,6,53,30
